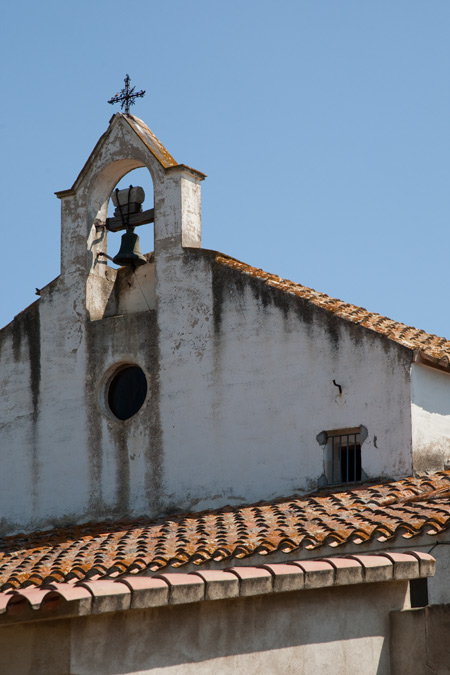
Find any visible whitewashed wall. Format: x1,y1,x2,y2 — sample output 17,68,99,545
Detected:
0,114,417,535
411,363,450,473
155,250,413,514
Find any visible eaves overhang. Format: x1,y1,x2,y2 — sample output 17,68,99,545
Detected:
0,551,434,628
413,350,450,374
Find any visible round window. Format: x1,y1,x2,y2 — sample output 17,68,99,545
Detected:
107,365,147,420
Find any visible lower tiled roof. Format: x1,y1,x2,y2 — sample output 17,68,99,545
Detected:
1,471,450,591
215,254,450,362
0,552,434,626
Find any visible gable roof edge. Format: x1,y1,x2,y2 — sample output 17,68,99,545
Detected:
55,114,179,199
212,252,450,362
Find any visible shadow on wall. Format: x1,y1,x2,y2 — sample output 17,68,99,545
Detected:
0,583,405,675
390,603,450,675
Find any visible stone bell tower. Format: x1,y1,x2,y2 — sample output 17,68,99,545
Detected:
0,112,208,536
56,113,206,321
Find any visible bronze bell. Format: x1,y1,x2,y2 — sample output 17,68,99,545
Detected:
113,230,147,267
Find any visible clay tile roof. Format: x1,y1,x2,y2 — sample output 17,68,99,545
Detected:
1,471,450,590
122,114,178,169
0,552,433,624
214,254,450,361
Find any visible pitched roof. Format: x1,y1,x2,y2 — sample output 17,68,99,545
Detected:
121,114,178,168
1,471,450,591
215,254,450,362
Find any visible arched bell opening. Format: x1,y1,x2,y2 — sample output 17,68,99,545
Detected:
106,167,155,269
87,160,157,321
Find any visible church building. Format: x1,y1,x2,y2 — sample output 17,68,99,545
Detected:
0,109,450,674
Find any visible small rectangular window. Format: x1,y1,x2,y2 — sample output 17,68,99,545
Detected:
410,578,428,608
328,431,361,484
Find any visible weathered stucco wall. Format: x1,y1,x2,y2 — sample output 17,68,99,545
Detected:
411,363,450,473
0,112,416,535
391,602,450,675
155,249,413,513
423,536,450,606
0,246,414,534
0,275,91,534
0,580,410,675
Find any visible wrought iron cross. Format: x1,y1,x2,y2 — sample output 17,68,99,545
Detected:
108,74,146,114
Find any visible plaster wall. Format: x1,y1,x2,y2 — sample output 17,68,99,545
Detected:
0,116,169,535
155,250,413,513
410,363,450,473
0,113,415,534
0,251,414,534
0,275,91,533
390,603,450,675
0,581,410,675
424,538,450,605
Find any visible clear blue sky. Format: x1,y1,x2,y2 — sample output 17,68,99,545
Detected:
1,1,450,336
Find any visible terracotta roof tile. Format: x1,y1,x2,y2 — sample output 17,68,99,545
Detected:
0,472,449,590
215,254,450,361
0,552,434,626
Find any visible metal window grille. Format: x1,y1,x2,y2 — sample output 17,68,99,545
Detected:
329,432,361,484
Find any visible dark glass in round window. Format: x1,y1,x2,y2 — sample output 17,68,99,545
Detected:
108,366,147,420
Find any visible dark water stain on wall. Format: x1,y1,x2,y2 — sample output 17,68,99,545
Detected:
12,312,25,363
211,255,335,341
112,422,130,514
209,252,414,359
21,304,41,506
0,300,42,526
211,257,227,335
211,255,312,333
143,311,164,515
86,309,163,520
23,305,41,425
85,318,105,515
